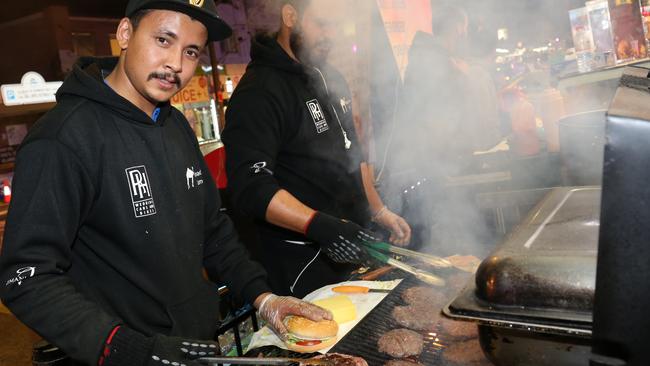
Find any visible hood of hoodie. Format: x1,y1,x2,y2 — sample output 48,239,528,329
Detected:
55,57,172,125
249,35,307,76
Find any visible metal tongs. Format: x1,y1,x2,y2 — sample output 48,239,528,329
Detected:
362,245,446,287
197,356,333,365
364,241,452,268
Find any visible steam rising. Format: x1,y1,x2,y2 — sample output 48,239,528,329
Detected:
244,0,610,257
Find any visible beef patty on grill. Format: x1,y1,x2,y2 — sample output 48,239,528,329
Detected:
301,353,368,366
377,329,424,358
402,286,446,309
443,339,486,364
384,360,424,366
392,305,440,331
439,316,477,339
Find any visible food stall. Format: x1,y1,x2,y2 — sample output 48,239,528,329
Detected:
0,72,61,250
560,0,650,114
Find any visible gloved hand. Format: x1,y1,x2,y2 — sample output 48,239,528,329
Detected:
372,206,412,246
305,212,376,264
101,326,219,366
257,294,333,340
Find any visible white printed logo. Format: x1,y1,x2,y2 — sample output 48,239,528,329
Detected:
5,267,35,287
340,97,352,114
306,99,329,133
186,167,204,190
186,168,195,189
251,162,273,175
125,166,157,218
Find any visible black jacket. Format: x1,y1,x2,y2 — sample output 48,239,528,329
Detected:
222,36,368,297
391,31,473,174
0,57,270,365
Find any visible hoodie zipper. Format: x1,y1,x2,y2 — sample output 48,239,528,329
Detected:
312,67,352,150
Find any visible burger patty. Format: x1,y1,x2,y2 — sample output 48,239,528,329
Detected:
392,305,440,331
300,353,368,366
439,316,477,339
378,329,424,358
443,339,486,364
402,286,446,308
384,360,424,366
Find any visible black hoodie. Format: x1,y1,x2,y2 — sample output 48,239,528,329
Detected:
222,36,368,297
0,57,270,365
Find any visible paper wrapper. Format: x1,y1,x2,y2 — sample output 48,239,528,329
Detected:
246,279,402,354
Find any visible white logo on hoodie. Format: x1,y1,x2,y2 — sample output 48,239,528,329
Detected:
306,99,329,133
126,166,157,218
5,267,36,287
186,167,204,190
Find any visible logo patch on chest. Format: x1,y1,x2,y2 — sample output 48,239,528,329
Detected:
186,167,204,190
306,99,329,133
126,166,157,218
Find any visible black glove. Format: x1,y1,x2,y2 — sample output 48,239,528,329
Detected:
101,326,219,366
305,212,376,264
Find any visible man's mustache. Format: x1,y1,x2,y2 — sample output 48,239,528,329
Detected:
147,72,181,86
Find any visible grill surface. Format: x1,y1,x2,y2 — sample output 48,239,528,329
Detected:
331,275,491,366
246,270,491,366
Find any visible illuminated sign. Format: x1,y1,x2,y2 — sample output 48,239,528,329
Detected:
171,75,210,105
1,72,62,106
377,0,432,77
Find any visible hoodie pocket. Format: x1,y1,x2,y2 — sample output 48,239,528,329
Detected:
166,282,220,339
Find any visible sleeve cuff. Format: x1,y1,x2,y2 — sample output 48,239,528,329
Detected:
240,278,273,306
102,327,151,366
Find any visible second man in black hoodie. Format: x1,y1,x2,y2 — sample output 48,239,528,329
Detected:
223,0,411,297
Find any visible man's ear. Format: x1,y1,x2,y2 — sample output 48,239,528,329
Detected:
281,4,298,29
115,17,135,50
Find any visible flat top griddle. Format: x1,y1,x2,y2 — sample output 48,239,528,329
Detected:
445,187,599,337
330,275,491,366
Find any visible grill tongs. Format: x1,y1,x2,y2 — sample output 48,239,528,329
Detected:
362,243,446,287
197,356,332,365
364,241,452,268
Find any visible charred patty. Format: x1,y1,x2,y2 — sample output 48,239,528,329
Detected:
300,353,368,366
392,305,440,331
439,316,477,339
443,339,486,364
385,360,424,366
402,286,446,308
378,329,424,358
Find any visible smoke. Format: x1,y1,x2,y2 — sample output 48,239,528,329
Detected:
244,0,613,258
364,0,609,258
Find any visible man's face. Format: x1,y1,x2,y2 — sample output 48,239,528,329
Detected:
122,10,207,105
291,2,336,66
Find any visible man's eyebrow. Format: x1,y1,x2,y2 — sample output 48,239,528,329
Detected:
158,29,178,40
157,28,203,50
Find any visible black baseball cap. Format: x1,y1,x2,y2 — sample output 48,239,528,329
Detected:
125,0,233,41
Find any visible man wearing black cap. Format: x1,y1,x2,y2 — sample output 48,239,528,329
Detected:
0,1,330,365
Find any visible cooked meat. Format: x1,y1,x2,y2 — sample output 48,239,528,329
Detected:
443,339,486,364
384,360,424,366
378,329,424,358
301,353,368,366
392,305,440,330
401,286,446,308
438,316,477,339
